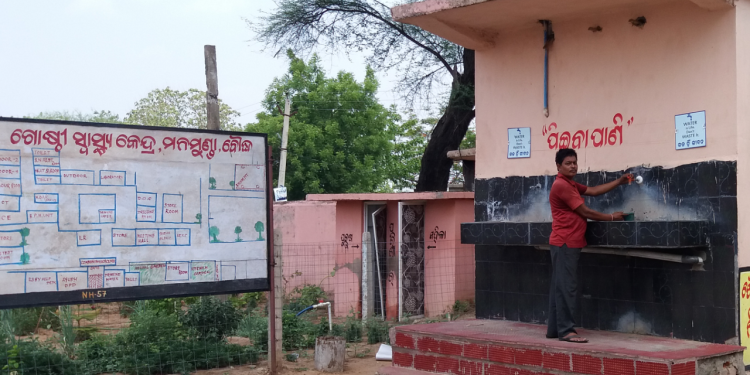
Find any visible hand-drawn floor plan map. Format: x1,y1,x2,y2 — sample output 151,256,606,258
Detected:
0,118,268,301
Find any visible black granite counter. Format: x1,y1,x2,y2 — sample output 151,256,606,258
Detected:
461,220,706,248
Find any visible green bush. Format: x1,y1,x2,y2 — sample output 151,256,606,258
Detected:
344,317,362,343
285,284,326,312
237,312,268,352
1,308,60,336
365,319,389,344
230,293,266,310
76,303,259,375
179,297,243,341
0,339,77,375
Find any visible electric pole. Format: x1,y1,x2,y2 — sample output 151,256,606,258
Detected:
204,45,220,130
278,95,291,187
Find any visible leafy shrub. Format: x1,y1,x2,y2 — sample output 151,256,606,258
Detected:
179,297,242,341
365,319,389,344
1,308,60,336
0,339,77,375
230,293,266,310
237,312,268,352
285,284,326,312
76,304,259,375
343,317,362,343
452,300,472,316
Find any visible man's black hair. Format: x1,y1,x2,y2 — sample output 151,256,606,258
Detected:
555,148,577,165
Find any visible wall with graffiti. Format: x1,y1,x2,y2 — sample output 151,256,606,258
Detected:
474,0,737,180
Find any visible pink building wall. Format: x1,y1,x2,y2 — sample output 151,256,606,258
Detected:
334,201,364,317
274,194,474,319
273,201,337,299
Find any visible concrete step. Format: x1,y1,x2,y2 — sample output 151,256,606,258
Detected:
391,320,745,375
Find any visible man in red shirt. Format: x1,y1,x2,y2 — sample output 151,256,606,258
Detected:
547,148,631,343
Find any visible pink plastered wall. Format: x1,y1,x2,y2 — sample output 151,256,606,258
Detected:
475,1,737,180
334,201,364,317
423,199,476,317
273,201,337,297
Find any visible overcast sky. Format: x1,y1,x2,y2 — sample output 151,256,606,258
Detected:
0,0,428,124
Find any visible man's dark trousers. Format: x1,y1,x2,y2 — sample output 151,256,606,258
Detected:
547,244,581,338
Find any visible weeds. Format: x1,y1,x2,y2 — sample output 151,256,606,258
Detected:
366,319,389,344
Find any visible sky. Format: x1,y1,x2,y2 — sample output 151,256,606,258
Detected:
0,0,431,124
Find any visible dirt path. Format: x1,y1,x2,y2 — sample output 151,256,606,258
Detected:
196,342,387,375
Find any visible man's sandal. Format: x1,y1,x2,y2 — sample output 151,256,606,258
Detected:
559,334,588,343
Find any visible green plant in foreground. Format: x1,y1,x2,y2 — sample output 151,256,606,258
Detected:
54,305,76,358
366,319,389,344
179,296,242,341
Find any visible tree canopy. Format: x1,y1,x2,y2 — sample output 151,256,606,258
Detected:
125,87,241,130
27,88,242,131
245,51,425,200
251,0,475,192
26,110,124,124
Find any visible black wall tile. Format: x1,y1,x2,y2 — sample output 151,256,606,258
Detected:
507,176,524,205
713,307,736,343
475,262,491,291
504,293,519,321
713,271,735,309
474,161,737,344
691,271,714,308
598,299,635,332
530,222,552,245
691,306,715,342
631,268,655,303
488,291,504,319
608,222,637,246
475,290,491,318
580,297,599,330
586,222,608,246
505,222,529,245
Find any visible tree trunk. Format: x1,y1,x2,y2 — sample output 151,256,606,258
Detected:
415,49,476,192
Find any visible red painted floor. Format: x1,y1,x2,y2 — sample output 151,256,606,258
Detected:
396,320,743,361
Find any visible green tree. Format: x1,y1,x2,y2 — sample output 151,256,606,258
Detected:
234,226,243,242
254,221,265,241
20,252,30,265
245,51,422,199
208,177,217,190
251,0,475,192
229,181,235,190
27,110,123,123
125,87,241,130
18,228,29,247
209,226,220,243
195,213,202,224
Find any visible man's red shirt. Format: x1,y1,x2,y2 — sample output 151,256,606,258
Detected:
549,173,589,248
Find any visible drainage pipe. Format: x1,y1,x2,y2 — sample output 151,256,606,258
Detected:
534,246,703,265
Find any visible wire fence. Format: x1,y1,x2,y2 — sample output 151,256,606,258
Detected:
0,241,475,375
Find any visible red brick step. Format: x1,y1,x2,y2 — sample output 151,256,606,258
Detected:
390,320,744,375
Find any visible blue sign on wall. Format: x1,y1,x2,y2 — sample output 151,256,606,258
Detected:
675,111,706,150
507,127,531,159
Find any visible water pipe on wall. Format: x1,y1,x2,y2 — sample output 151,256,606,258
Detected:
540,20,553,118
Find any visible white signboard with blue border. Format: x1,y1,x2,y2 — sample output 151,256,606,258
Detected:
507,127,531,159
675,111,706,150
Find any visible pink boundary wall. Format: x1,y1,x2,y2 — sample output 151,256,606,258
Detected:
274,193,474,318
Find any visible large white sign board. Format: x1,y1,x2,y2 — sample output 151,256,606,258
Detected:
675,111,706,150
0,118,270,308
